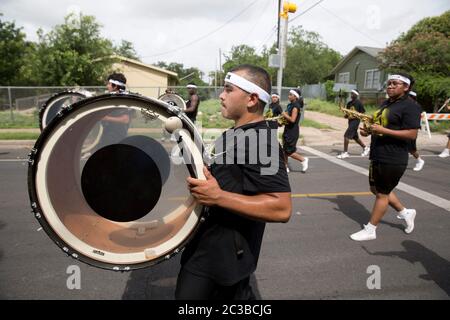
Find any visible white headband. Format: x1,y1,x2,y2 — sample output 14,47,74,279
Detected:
109,79,126,87
271,94,280,98
351,89,359,96
289,89,300,99
409,91,417,97
224,72,270,104
388,74,411,86
186,84,197,89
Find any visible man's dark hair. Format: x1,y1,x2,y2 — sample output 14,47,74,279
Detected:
229,64,271,111
107,73,127,90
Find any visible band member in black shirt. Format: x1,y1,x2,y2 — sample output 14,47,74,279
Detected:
185,83,200,123
337,89,370,159
268,93,283,117
350,73,421,241
281,89,309,173
176,65,292,299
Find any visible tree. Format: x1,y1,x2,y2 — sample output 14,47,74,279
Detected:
222,45,267,74
155,61,206,86
220,27,341,87
26,13,116,86
283,26,341,86
0,14,31,85
379,11,450,110
114,40,139,60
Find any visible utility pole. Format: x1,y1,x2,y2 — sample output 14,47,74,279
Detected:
276,2,297,97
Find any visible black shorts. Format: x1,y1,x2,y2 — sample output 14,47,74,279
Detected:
344,120,360,139
369,161,407,195
407,139,417,152
282,132,299,155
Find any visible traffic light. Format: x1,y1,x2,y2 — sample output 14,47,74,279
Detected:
281,1,297,18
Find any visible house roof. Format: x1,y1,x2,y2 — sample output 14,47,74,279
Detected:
111,55,178,78
329,46,384,76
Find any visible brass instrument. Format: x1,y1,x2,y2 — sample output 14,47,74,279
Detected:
338,90,373,133
264,108,290,126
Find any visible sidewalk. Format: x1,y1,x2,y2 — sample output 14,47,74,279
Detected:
0,111,447,149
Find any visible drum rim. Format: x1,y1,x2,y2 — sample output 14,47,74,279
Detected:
157,92,187,110
38,90,88,132
29,92,206,271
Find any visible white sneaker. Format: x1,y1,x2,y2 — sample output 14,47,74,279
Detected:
301,157,309,172
337,152,349,159
361,146,370,157
350,224,376,241
404,209,416,234
438,149,449,158
413,159,425,171
286,166,290,173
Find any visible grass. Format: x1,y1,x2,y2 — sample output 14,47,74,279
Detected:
305,98,379,117
0,110,39,128
428,120,450,133
301,118,333,130
0,132,40,140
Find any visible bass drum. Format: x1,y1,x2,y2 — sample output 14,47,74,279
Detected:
28,93,206,271
158,93,187,110
39,90,93,131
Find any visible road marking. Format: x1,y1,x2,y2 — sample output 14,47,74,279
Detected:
302,146,450,212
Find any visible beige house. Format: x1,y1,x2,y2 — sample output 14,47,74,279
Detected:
111,55,178,98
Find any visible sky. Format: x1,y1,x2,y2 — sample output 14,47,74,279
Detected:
1,0,449,81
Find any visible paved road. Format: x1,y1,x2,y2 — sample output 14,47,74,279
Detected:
0,144,449,300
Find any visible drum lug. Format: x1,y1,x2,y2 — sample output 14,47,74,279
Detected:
28,148,37,166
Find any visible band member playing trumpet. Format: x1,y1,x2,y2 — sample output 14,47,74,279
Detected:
281,89,309,173
176,65,292,300
337,89,370,159
350,73,421,241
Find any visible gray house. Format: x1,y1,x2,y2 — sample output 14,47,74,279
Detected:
329,46,387,104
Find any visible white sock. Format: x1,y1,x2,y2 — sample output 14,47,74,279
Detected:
366,222,377,232
417,157,423,162
398,208,408,216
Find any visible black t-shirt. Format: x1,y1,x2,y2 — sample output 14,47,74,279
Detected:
269,102,283,117
185,94,200,122
283,99,302,139
370,94,422,165
346,99,365,124
180,120,291,285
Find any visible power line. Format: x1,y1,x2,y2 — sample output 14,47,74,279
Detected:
140,0,260,59
290,0,325,23
317,3,385,46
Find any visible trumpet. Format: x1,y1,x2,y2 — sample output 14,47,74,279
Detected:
338,91,373,133
264,109,289,126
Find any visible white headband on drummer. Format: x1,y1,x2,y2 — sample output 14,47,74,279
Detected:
109,79,126,87
224,72,270,104
409,91,417,97
351,89,360,96
289,89,300,99
388,74,411,86
186,84,197,89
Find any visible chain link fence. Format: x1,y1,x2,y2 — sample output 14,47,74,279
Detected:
0,84,325,127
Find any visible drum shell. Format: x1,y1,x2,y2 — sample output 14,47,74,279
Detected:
28,92,206,271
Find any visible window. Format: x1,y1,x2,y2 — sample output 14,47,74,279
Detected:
364,69,380,89
338,72,350,84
